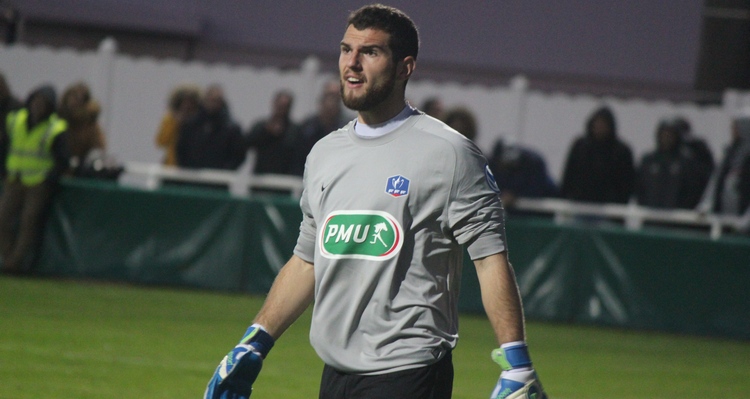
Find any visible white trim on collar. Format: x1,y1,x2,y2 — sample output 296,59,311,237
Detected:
354,104,420,139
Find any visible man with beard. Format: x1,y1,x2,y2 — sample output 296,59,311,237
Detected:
205,5,546,399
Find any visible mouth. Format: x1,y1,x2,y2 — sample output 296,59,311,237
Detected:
344,76,364,87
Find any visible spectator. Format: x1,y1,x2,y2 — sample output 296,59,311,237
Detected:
561,106,635,204
672,116,714,172
698,111,750,232
443,106,478,141
176,84,246,170
635,119,706,209
155,84,201,166
489,138,558,209
58,81,107,174
0,85,69,273
444,106,557,210
0,71,22,177
421,96,445,120
245,90,301,175
292,81,348,175
672,115,714,194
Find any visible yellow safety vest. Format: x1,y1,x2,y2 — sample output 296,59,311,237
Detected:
5,109,67,186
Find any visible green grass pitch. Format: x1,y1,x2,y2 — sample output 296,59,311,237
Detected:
1,276,749,398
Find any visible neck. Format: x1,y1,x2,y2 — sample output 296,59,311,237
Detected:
357,90,407,125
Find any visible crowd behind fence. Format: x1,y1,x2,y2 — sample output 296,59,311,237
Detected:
2,38,750,243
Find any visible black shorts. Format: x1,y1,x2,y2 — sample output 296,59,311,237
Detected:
318,352,454,399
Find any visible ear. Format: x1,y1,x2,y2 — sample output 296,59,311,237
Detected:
397,56,416,82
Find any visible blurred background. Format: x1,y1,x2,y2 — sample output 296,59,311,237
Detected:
1,0,749,341
3,1,750,179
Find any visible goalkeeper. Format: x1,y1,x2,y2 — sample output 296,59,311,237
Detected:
205,4,547,399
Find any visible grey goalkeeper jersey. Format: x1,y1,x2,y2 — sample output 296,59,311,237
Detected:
294,113,507,374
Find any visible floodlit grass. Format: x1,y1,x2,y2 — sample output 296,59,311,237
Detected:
1,276,749,398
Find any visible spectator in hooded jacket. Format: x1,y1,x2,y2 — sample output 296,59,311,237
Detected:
561,106,635,204
176,84,246,170
636,119,706,209
0,85,70,273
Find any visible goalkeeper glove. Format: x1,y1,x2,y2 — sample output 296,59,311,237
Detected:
204,324,275,399
490,342,547,399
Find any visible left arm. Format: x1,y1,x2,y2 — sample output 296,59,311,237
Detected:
477,252,549,399
474,251,525,345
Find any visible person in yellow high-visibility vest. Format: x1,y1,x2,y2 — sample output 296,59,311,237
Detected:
0,85,70,273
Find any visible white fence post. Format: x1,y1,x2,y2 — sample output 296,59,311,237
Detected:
90,37,118,139
509,74,529,145
300,55,321,116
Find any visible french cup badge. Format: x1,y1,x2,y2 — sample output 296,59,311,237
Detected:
485,164,501,193
385,175,410,197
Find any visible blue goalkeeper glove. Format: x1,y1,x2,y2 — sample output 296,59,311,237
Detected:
204,324,275,399
490,342,547,399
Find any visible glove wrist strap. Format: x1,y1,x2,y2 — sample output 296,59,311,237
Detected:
491,342,532,371
240,324,275,358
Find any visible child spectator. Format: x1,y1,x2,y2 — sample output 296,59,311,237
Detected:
58,82,106,174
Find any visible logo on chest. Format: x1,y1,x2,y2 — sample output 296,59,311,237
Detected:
320,210,403,260
385,175,410,197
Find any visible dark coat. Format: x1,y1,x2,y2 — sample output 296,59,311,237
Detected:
176,106,246,170
489,141,558,199
244,118,301,176
561,106,635,204
636,149,705,209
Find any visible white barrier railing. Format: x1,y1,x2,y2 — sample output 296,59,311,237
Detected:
118,162,304,199
117,162,738,240
513,197,738,240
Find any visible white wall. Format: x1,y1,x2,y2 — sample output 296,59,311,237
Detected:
1,40,746,183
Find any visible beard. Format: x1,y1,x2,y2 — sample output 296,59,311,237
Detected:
340,66,397,112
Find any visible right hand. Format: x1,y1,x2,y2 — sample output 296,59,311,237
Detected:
204,325,275,399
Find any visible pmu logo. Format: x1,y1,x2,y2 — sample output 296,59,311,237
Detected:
320,210,403,260
385,175,410,197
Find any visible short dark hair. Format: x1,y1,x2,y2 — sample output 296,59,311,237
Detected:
347,4,419,63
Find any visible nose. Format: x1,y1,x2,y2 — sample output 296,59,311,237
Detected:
343,51,361,70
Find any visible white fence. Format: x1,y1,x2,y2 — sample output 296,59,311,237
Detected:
3,39,750,183
115,162,738,239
